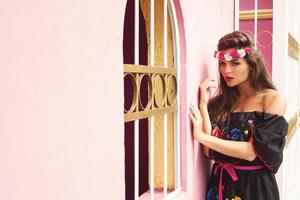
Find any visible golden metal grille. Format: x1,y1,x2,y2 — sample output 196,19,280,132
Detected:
124,64,178,122
286,111,299,145
288,33,299,61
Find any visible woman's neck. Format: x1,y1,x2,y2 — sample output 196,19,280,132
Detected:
237,80,257,99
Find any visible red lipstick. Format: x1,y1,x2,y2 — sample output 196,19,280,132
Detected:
225,77,234,82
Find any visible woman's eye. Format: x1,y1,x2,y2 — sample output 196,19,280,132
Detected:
232,62,240,66
219,62,225,67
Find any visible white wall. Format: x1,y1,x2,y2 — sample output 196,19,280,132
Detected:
273,0,300,199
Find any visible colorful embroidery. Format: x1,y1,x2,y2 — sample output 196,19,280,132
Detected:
207,186,218,200
211,122,253,142
212,126,223,139
230,128,241,141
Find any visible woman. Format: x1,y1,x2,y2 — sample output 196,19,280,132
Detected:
189,31,288,200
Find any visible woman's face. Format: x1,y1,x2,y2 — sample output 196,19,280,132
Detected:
218,48,250,88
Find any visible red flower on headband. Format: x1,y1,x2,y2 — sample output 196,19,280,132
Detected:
229,49,239,58
214,46,252,61
218,52,224,60
244,46,252,54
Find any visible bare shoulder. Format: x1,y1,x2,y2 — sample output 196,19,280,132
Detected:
262,89,286,116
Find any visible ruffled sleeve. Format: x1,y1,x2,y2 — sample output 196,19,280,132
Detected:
252,112,288,173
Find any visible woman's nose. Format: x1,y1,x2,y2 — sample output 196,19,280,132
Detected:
223,65,232,74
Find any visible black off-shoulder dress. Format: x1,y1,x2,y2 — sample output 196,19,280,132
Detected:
206,111,288,200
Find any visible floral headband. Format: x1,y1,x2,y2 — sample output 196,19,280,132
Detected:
214,46,252,61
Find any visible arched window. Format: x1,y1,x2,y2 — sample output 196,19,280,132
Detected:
123,0,182,199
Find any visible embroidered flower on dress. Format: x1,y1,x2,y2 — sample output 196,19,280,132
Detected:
232,196,241,200
207,187,217,200
226,133,230,139
212,126,222,139
230,128,241,141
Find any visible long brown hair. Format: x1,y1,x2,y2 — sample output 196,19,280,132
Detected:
208,31,276,123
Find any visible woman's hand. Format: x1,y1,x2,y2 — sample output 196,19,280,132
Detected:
189,78,216,143
199,78,216,106
189,103,206,141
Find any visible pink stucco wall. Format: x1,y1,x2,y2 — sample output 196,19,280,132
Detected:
0,0,235,199
179,0,234,199
0,0,126,199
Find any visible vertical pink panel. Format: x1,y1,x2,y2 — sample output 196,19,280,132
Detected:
240,0,255,10
240,0,272,10
239,0,273,75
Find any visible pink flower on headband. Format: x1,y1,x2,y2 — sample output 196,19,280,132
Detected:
214,46,252,61
214,51,224,60
229,50,239,58
219,52,224,60
244,46,252,54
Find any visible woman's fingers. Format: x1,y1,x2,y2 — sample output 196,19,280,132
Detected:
189,104,202,122
201,79,216,90
189,108,198,125
189,112,196,123
189,104,195,115
207,80,217,88
189,104,195,113
190,104,200,115
203,79,216,88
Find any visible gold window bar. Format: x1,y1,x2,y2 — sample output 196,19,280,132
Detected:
150,0,155,199
124,64,177,75
163,0,168,197
134,0,139,199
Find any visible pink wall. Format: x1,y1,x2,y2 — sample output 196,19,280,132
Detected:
173,0,188,192
0,0,126,199
179,0,234,199
239,0,273,74
240,0,272,10
0,0,235,199
239,19,273,74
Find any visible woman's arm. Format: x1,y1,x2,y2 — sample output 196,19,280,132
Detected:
198,91,287,161
189,103,256,161
195,133,256,161
199,104,211,157
198,79,216,157
190,90,287,161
